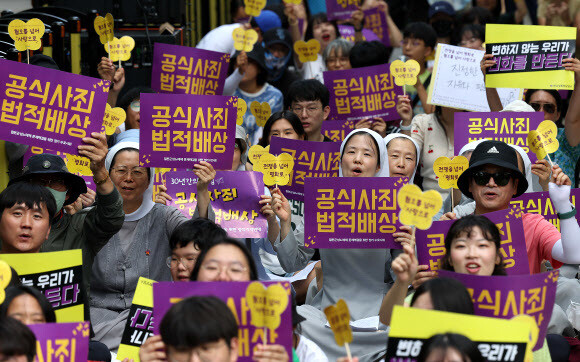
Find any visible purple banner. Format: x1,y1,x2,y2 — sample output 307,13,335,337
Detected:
304,176,407,248
511,189,580,231
321,119,356,142
453,112,544,163
165,170,268,238
438,270,559,351
364,7,390,47
415,208,530,275
0,59,109,155
139,93,236,169
269,137,340,201
153,281,293,360
326,0,359,21
151,43,229,95
324,63,403,121
338,25,380,44
28,322,90,361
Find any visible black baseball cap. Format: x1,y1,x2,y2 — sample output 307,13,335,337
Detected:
233,43,267,72
263,27,292,52
457,140,528,199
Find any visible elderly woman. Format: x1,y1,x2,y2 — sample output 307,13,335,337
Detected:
322,38,353,72
90,131,214,351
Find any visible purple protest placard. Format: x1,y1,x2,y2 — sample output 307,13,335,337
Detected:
439,269,559,351
324,63,403,121
338,25,380,44
153,281,293,361
454,112,544,163
304,176,407,248
326,0,359,20
0,59,109,155
511,189,580,232
166,170,268,238
269,137,340,202
29,321,90,361
139,93,236,169
364,7,390,47
151,43,229,95
321,119,356,142
415,208,530,275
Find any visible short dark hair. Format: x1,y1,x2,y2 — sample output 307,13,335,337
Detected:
285,79,330,109
459,24,485,43
0,182,57,222
349,41,391,68
304,13,339,42
117,87,155,115
258,110,307,147
440,215,506,276
417,333,485,362
190,238,259,281
160,296,238,351
169,219,227,251
411,277,474,315
0,317,37,362
403,22,437,50
0,285,57,323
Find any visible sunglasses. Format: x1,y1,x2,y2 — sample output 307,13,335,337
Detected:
472,171,513,187
530,102,556,114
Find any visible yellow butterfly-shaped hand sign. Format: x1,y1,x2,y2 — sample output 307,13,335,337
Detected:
250,101,272,127
237,98,248,125
397,184,442,230
433,156,469,189
106,36,135,62
293,39,320,63
248,145,270,168
0,260,12,304
102,103,127,135
527,120,559,161
324,299,353,346
245,281,290,330
255,153,294,186
65,154,93,177
8,18,45,51
94,13,115,45
244,0,267,17
233,27,259,52
390,59,420,86
283,0,302,4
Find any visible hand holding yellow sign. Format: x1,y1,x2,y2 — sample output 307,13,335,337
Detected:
0,260,12,304
106,36,135,62
233,27,259,52
527,120,559,163
237,98,247,125
8,18,45,51
293,39,321,63
65,155,93,176
94,13,115,45
250,101,272,127
244,0,267,17
255,153,294,186
433,156,469,189
245,282,289,332
102,103,127,135
398,184,442,230
248,145,270,166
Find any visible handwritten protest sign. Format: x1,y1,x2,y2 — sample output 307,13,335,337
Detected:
321,119,356,142
454,111,544,163
106,36,135,62
337,25,379,44
304,177,407,248
511,189,580,231
153,281,293,360
139,94,236,169
427,44,522,112
485,24,576,90
117,277,156,362
363,7,390,47
324,63,403,121
398,184,442,230
528,120,559,161
166,171,268,238
269,137,340,201
433,156,469,189
387,306,531,362
1,250,84,322
29,322,90,362
415,208,530,275
326,0,359,21
0,59,109,155
439,270,558,350
8,18,45,51
24,147,95,191
152,43,229,95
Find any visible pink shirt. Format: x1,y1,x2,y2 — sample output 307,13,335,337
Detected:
523,213,562,274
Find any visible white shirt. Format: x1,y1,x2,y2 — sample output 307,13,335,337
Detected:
296,335,329,362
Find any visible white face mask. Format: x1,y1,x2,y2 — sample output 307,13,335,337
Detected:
45,187,67,211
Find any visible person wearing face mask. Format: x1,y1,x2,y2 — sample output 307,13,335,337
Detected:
262,27,301,95
428,2,456,46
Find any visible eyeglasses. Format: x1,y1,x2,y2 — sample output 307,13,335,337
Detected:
130,100,140,112
111,166,148,179
472,171,514,187
530,102,556,114
291,105,321,115
166,256,196,270
200,261,248,278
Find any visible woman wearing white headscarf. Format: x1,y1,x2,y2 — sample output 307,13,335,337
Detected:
90,131,213,351
271,129,410,361
384,133,420,182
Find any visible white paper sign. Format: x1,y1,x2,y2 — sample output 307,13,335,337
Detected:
427,44,523,112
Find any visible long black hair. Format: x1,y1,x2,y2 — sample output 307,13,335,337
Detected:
0,285,57,323
258,110,307,147
411,278,475,315
417,333,485,362
190,238,259,281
